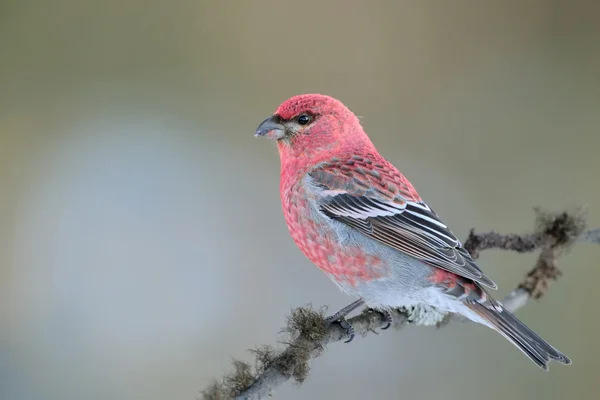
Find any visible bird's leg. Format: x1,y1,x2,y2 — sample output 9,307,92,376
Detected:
325,298,365,322
324,298,365,343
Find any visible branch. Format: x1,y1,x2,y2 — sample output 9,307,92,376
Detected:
201,208,597,400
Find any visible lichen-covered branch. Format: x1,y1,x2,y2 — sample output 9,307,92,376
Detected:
201,208,597,400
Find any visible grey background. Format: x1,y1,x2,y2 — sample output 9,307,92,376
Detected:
1,1,599,399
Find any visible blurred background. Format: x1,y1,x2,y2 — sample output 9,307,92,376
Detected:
2,1,599,399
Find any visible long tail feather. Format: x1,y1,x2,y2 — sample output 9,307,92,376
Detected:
466,302,571,370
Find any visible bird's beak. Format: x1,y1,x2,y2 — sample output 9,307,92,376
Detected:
255,116,285,140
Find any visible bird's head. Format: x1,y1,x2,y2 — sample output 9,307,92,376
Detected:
255,94,374,164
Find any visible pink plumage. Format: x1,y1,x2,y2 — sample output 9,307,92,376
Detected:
255,93,571,370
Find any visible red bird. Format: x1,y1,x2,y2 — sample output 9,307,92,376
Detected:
255,94,570,370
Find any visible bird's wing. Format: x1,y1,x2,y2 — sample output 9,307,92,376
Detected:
308,154,497,289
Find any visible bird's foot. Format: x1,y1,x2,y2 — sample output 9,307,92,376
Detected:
325,315,356,343
379,309,394,330
324,299,365,343
365,308,393,330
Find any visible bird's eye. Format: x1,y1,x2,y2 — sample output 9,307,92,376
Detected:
297,114,311,125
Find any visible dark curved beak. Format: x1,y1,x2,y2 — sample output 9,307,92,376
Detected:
255,116,285,140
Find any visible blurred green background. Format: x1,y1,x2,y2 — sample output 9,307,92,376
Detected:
2,1,599,399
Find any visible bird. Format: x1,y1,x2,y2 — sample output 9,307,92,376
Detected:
254,93,571,370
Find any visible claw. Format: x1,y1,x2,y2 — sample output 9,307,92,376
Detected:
324,299,364,343
339,318,356,343
324,314,356,343
366,308,393,330
380,310,393,330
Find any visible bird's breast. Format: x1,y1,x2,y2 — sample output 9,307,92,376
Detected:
280,176,388,288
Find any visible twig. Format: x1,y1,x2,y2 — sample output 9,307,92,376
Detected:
201,208,596,400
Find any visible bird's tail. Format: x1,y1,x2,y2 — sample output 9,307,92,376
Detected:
466,301,571,370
